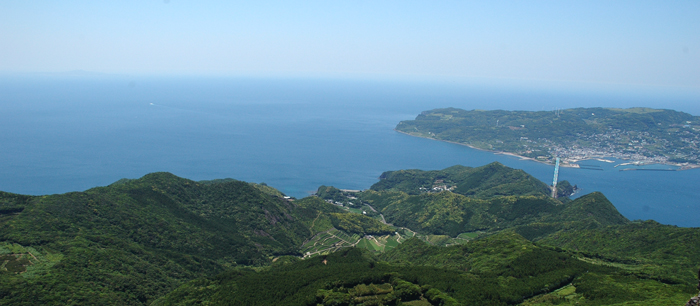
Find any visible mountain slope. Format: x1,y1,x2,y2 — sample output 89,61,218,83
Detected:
360,189,627,238
511,192,631,241
0,173,385,305
539,220,700,284
370,162,556,198
156,234,695,306
2,166,697,305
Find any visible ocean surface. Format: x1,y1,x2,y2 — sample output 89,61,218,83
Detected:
1,75,699,227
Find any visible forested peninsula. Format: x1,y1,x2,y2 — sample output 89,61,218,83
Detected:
395,107,700,169
1,163,699,305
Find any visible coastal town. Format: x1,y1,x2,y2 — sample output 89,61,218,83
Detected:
396,107,700,170
526,126,700,169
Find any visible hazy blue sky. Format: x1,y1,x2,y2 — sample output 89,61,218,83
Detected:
1,1,698,89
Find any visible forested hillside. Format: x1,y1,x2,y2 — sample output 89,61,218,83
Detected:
0,173,386,305
353,163,618,237
155,233,696,306
540,220,700,284
370,163,554,197
1,165,698,305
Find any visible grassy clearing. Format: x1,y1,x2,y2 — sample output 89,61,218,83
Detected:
520,284,581,305
365,239,382,252
402,300,432,306
401,228,416,238
0,243,63,277
355,239,371,250
575,256,647,271
458,232,480,239
384,237,400,250
345,207,364,214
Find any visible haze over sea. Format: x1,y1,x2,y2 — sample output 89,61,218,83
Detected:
2,75,699,227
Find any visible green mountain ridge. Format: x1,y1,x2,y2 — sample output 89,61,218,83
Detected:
0,172,386,305
371,163,553,197
0,164,698,305
355,163,624,238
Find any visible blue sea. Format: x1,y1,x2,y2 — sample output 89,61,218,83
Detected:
1,75,699,227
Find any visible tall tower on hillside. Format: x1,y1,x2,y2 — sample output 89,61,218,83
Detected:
551,157,560,198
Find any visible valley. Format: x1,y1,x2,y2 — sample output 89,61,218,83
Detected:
0,163,698,305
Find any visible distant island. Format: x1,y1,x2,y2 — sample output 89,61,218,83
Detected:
395,107,700,169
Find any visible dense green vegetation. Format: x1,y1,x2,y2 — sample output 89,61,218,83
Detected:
369,162,575,199
370,163,552,197
395,107,700,164
540,220,700,285
0,173,304,304
361,190,627,238
156,234,696,305
2,163,699,305
153,162,698,305
0,173,389,305
353,163,622,238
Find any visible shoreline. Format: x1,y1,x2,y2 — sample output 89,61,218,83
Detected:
394,129,700,171
394,129,557,168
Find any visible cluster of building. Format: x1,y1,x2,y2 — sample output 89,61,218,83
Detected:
418,180,456,193
522,126,700,166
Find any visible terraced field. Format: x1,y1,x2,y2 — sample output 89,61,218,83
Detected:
301,226,482,257
356,235,400,252
301,229,362,257
354,229,478,254
0,243,63,276
397,228,478,247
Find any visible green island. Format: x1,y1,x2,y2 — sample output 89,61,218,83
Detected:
395,107,700,169
1,163,699,305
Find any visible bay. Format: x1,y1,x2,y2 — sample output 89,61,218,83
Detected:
1,75,698,227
